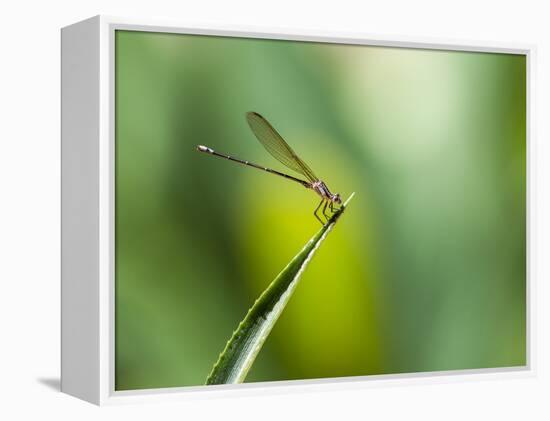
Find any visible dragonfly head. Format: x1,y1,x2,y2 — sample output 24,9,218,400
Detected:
332,193,342,205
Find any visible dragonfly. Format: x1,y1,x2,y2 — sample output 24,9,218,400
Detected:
196,111,342,225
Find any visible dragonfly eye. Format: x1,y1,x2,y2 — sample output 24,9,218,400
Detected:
333,193,342,204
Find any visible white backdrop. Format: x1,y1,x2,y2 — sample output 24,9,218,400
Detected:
0,0,547,419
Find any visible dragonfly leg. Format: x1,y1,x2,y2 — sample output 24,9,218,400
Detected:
322,200,330,220
329,201,341,213
313,199,325,225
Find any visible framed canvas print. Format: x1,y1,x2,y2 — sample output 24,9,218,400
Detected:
61,15,533,405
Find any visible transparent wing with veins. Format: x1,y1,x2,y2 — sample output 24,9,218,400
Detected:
246,112,319,183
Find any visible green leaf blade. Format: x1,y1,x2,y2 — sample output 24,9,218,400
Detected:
206,193,356,385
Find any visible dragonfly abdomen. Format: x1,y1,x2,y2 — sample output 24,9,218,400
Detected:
196,145,309,188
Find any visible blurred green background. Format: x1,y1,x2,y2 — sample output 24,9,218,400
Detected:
114,30,526,390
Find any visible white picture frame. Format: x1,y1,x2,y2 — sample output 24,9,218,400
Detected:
61,15,535,406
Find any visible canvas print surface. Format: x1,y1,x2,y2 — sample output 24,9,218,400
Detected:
114,30,526,390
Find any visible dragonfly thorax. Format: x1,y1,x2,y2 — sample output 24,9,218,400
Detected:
312,181,341,204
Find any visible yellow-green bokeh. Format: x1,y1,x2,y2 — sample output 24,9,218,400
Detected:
115,30,526,390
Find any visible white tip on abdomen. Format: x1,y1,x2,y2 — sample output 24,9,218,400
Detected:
197,145,214,153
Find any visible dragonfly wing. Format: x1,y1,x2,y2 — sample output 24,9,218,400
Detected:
246,112,318,182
